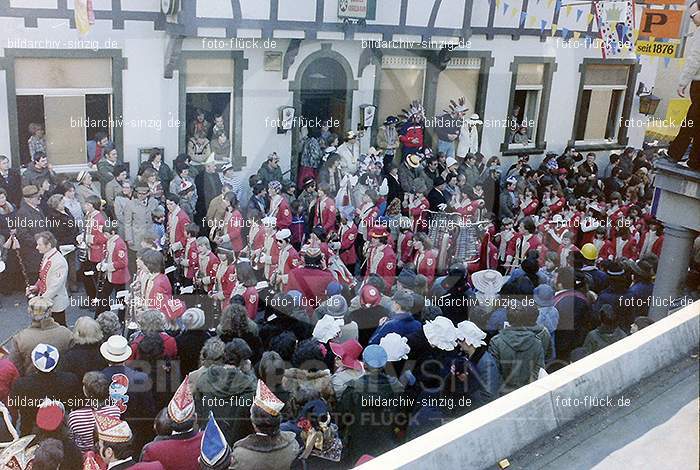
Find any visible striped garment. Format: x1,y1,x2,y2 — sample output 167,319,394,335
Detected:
68,404,121,452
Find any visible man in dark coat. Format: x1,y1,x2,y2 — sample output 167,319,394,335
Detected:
488,300,545,395
0,155,22,207
9,343,81,436
194,339,256,446
195,159,223,227
339,345,406,464
427,176,448,212
14,185,46,283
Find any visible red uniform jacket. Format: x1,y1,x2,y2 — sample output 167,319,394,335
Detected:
141,430,203,470
85,211,107,263
507,233,543,265
106,235,130,285
522,198,540,217
409,197,430,232
218,263,237,311
269,195,292,230
145,273,186,321
415,249,437,286
313,196,337,234
366,244,397,289
167,208,190,256
222,209,245,252
397,231,414,266
286,267,336,313
197,251,220,292
183,238,199,280
243,285,259,320
639,231,664,258
338,223,358,266
400,123,424,150
277,244,300,284
548,197,566,215
358,202,379,238
602,236,639,260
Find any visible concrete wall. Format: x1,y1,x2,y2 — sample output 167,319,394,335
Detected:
359,300,700,470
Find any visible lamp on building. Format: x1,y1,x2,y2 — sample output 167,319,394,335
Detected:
636,82,661,116
278,106,296,134
359,104,376,129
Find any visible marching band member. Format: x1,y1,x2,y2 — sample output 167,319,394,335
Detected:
519,187,539,219
272,229,299,291
180,223,200,287
82,195,107,308
357,190,379,241
245,211,265,257
405,180,430,233
639,218,664,258
327,237,356,288
310,182,337,235
557,231,579,268
27,231,69,325
267,180,292,230
165,194,190,259
412,232,437,286
236,260,259,320
195,237,220,294
365,226,397,290
396,217,414,269
257,216,280,278
214,192,245,254
136,248,186,325
213,248,237,312
601,226,638,261
337,206,359,274
96,220,130,317
494,218,515,267
506,216,543,272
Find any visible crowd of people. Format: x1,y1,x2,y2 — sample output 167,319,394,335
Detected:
0,89,699,469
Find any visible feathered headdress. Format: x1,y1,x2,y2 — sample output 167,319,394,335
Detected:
445,96,468,115
399,100,425,123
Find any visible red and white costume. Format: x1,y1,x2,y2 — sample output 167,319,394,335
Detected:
216,261,237,312
312,195,337,234
182,238,199,280
142,273,186,321
506,232,543,269
167,207,190,256
397,231,414,267
639,231,663,258
276,244,300,289
197,251,220,293
268,195,292,230
220,209,245,253
414,248,438,286
104,234,130,285
337,222,358,267
408,196,430,232
366,244,397,289
242,285,259,320
358,202,379,239
85,210,107,263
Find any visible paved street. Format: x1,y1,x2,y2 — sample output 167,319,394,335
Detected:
506,352,699,470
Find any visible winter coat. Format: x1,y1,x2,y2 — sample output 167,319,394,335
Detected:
46,208,79,247
583,326,627,354
58,342,109,380
124,197,160,251
256,162,284,187
21,163,55,187
14,200,46,280
140,430,203,470
281,368,335,416
11,318,74,375
10,370,81,435
231,431,300,470
488,327,545,395
466,347,501,408
338,370,406,463
0,168,22,207
368,312,421,345
194,365,257,446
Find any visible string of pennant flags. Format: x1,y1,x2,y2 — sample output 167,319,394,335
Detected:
486,0,688,65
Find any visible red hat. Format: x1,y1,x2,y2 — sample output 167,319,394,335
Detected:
360,284,381,307
329,339,364,371
36,399,65,432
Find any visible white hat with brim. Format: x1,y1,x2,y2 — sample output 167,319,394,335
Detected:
456,321,487,348
471,269,504,295
312,315,344,343
423,317,459,351
379,333,411,362
100,335,132,363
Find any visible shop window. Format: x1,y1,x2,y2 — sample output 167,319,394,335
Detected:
377,56,426,122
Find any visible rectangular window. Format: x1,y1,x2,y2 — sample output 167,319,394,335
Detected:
377,56,426,122
574,64,631,145
15,58,113,167
184,58,235,162
504,61,551,151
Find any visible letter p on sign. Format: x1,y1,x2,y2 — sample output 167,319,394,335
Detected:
640,9,683,39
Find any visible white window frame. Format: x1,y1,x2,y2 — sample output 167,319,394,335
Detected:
16,87,114,171
574,84,627,146
508,84,542,150
184,86,235,142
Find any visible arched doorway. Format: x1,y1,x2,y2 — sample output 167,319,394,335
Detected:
290,46,358,182
300,57,347,135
